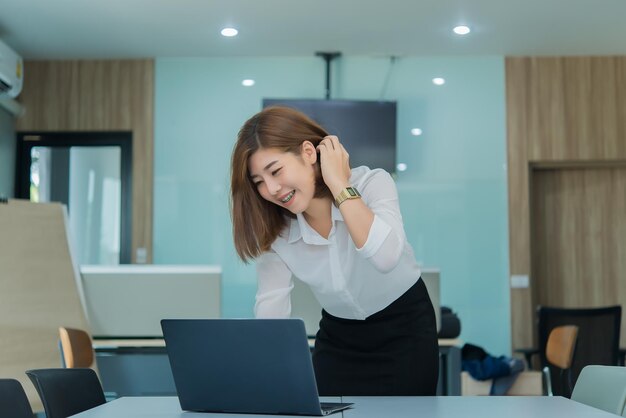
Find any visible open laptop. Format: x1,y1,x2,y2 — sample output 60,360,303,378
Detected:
161,319,353,416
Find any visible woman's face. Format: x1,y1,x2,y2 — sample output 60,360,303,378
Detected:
248,145,317,215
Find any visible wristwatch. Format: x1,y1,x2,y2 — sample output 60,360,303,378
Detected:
334,186,361,207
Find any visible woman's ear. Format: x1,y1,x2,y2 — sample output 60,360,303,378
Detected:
301,141,318,164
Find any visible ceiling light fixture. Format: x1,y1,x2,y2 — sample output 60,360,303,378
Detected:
432,77,446,86
453,25,471,35
411,128,423,136
397,163,408,172
221,27,238,37
242,79,255,87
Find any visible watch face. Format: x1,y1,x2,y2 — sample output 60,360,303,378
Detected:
348,188,357,197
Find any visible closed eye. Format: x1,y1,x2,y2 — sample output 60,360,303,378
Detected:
271,168,282,176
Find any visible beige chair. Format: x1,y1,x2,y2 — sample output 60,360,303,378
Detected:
461,325,578,396
58,327,95,368
58,327,119,400
517,305,622,397
544,325,578,396
571,365,626,416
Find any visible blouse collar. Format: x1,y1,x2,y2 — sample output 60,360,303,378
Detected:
287,204,343,245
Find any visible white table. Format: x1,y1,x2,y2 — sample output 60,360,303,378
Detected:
70,396,617,417
341,396,616,417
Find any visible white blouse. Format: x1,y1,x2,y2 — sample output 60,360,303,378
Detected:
254,166,421,320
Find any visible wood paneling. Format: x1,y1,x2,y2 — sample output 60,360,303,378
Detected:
16,60,154,262
524,57,626,161
507,56,626,351
506,58,534,348
531,167,626,347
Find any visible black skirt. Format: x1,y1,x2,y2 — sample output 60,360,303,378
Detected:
312,278,439,396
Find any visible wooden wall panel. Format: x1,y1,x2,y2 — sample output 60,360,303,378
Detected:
16,60,154,263
531,167,626,347
506,58,534,348
523,57,626,162
507,56,626,352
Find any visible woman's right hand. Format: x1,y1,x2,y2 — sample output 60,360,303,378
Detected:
317,136,351,196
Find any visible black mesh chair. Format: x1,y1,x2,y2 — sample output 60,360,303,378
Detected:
517,305,622,397
0,378,34,418
26,368,105,418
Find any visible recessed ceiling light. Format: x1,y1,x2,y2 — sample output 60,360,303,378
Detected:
432,77,446,86
242,79,255,87
221,27,238,37
411,128,423,136
453,25,471,35
397,163,408,172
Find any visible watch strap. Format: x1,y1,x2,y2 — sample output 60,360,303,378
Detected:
334,186,361,206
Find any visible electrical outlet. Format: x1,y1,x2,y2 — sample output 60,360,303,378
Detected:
510,275,529,288
136,247,147,264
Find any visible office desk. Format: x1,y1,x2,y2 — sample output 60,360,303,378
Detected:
70,396,616,418
437,338,461,396
94,339,174,397
94,338,462,397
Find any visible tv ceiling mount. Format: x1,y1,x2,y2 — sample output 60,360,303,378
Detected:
315,51,342,100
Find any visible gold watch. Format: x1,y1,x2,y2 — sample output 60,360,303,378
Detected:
334,186,361,206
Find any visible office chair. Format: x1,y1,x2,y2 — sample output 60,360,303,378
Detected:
26,368,106,418
59,326,95,368
517,305,621,397
0,378,34,418
57,326,119,401
571,365,626,416
543,325,578,396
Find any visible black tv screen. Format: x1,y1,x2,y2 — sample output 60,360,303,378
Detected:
263,99,397,173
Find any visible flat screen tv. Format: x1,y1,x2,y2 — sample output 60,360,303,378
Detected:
263,99,397,173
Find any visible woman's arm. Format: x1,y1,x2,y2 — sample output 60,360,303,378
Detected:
317,136,405,273
351,171,405,273
317,136,375,248
254,251,294,318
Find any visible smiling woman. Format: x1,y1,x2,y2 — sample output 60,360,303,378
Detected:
230,106,332,260
229,106,439,396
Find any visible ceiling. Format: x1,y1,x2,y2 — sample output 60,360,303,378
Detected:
1,0,626,59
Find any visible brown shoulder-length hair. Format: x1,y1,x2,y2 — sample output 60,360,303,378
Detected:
230,106,332,262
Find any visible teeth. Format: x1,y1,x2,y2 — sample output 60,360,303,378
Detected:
281,191,295,203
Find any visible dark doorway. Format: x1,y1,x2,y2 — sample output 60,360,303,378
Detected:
15,131,132,264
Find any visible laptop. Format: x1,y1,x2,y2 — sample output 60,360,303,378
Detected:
161,318,353,416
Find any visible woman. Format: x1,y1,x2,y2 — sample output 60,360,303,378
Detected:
230,106,438,396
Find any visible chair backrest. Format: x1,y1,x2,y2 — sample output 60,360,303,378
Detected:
546,325,578,369
537,305,622,396
571,365,626,416
59,327,94,368
0,378,34,418
26,368,106,418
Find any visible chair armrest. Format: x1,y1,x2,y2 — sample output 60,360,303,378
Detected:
515,347,541,369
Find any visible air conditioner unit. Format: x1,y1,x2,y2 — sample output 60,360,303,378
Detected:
0,40,23,98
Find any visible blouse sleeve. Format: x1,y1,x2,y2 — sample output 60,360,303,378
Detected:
354,170,407,273
254,250,294,318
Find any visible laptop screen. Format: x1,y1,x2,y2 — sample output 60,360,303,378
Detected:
161,319,350,416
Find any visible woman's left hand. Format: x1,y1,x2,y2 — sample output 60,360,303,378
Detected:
317,135,351,195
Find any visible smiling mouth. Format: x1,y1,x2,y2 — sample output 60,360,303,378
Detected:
280,190,295,203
